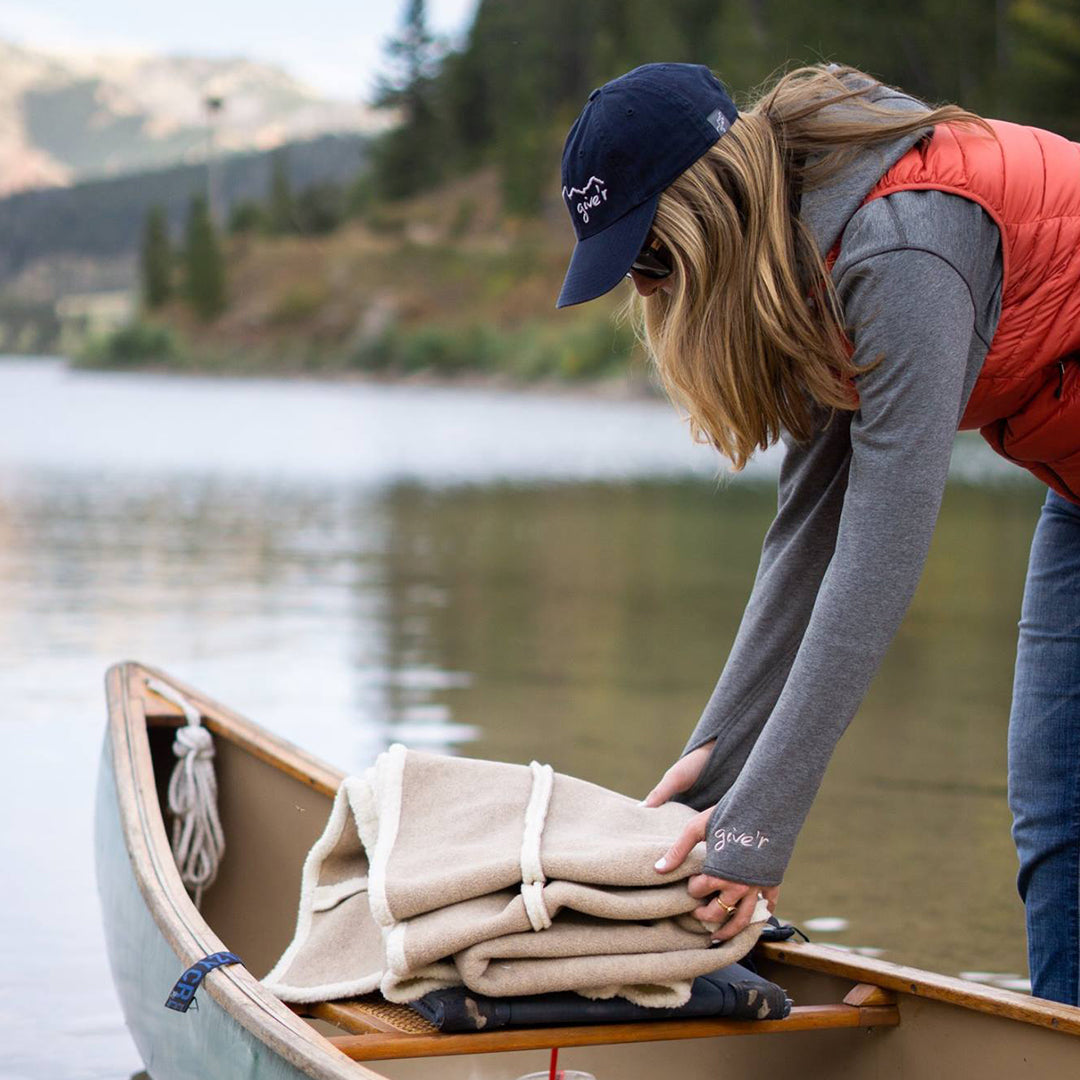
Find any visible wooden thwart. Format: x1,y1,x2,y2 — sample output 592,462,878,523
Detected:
295,989,900,1062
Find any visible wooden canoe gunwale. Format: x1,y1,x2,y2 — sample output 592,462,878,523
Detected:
759,939,1080,1038
104,660,371,1080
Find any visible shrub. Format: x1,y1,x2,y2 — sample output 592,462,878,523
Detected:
558,317,637,379
229,200,266,235
349,318,633,379
294,182,347,235
77,321,182,369
351,324,498,374
505,317,636,381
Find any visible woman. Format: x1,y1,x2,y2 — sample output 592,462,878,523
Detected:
556,61,1080,1006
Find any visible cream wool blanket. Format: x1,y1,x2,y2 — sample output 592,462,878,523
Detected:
264,745,770,1008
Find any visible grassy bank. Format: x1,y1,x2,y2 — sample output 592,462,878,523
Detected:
77,308,640,382
78,169,650,385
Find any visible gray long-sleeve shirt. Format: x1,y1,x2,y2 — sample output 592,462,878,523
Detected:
675,103,1005,885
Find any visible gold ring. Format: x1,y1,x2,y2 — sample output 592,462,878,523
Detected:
716,897,736,915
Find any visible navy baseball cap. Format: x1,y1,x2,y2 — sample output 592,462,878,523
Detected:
556,63,738,309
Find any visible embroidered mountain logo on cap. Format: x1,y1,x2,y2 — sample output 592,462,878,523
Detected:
562,176,608,224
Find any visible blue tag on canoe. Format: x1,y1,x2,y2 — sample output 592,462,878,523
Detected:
165,951,242,1013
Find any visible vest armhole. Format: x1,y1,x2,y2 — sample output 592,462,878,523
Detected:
858,183,1009,299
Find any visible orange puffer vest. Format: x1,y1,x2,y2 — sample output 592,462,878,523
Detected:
855,120,1080,502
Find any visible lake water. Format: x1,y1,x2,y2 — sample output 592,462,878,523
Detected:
0,358,1046,1079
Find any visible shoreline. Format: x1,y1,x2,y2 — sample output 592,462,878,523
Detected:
297,363,665,402
10,352,667,404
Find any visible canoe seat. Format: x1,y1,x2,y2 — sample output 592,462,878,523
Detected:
290,982,899,1062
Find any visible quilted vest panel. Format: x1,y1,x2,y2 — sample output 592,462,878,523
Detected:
859,120,1080,502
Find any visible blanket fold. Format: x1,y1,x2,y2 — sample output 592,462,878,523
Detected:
264,745,769,1007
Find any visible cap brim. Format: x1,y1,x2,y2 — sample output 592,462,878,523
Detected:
556,194,660,309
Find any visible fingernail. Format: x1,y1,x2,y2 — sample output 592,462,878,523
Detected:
654,857,668,871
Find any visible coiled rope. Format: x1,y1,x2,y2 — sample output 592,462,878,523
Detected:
146,677,225,908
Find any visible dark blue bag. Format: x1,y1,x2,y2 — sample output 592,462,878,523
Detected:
410,959,791,1032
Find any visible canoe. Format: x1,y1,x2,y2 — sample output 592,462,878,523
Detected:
96,661,1080,1079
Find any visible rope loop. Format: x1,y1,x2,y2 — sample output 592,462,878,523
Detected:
147,677,225,908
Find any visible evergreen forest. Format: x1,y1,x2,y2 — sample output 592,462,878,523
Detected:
63,0,1080,376
374,0,1080,214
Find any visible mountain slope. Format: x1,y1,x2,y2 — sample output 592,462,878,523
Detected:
0,39,385,196
0,132,371,299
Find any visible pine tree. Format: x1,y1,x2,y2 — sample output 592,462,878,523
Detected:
228,199,266,235
183,194,226,321
140,205,172,309
268,148,296,234
1007,0,1080,134
372,0,447,199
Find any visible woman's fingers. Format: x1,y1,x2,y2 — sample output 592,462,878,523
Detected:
689,875,750,920
692,884,747,923
686,873,726,899
653,808,711,872
641,772,681,808
711,887,761,943
683,873,779,938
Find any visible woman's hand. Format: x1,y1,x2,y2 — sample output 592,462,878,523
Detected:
687,872,780,942
655,813,781,940
646,744,780,941
641,739,715,808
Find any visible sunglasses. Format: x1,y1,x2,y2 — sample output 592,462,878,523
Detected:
630,235,673,279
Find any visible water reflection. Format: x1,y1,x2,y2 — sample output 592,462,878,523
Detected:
0,359,1046,1077
373,481,1039,980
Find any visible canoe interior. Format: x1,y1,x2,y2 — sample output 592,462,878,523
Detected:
133,676,1080,1080
147,719,333,980
140,722,900,1079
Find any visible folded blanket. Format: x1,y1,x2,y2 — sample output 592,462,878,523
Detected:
264,745,770,1007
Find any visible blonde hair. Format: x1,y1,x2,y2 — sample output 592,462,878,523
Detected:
627,64,992,470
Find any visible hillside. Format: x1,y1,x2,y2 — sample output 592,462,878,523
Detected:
0,38,383,197
89,167,645,384
0,133,370,302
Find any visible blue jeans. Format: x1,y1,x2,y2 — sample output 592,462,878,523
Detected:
1009,488,1080,1004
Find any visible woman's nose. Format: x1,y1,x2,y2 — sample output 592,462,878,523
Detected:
629,270,667,297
